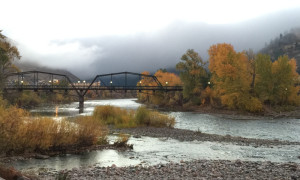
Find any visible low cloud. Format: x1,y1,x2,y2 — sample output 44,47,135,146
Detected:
19,8,300,79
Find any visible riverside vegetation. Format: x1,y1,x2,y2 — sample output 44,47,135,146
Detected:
138,44,300,114
0,100,174,156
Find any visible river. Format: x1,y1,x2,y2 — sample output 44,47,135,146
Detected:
12,98,300,171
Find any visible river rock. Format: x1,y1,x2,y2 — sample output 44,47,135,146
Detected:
35,154,50,159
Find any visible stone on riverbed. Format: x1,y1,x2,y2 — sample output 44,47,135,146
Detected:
34,154,50,159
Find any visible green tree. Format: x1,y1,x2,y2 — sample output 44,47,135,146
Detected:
255,54,299,105
254,54,273,103
0,30,21,89
244,49,256,93
176,49,208,105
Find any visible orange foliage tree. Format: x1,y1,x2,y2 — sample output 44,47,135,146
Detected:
137,70,182,106
208,43,262,112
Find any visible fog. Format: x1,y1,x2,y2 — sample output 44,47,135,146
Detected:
14,8,300,79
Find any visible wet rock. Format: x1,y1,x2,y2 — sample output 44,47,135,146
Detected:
133,135,141,138
35,154,50,159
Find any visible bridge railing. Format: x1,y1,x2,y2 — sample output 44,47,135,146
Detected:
4,84,183,91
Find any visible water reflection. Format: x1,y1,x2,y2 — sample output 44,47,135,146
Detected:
12,136,300,171
171,112,300,141
29,99,300,141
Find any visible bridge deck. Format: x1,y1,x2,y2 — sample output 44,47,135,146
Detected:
4,85,183,91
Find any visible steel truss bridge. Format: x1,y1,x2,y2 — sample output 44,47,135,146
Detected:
4,71,183,112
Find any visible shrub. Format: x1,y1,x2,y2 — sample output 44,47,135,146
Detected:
148,111,175,128
93,105,175,128
0,103,108,155
135,106,150,125
93,105,136,128
75,116,108,146
135,106,175,128
113,133,130,148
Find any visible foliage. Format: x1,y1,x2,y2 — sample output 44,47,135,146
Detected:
113,133,130,148
93,105,136,128
93,105,175,128
5,90,74,107
137,70,182,106
0,30,20,89
0,99,108,155
255,54,300,105
135,106,175,128
208,43,262,112
74,116,108,146
176,49,209,105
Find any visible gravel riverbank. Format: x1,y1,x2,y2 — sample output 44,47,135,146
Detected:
38,160,300,179
112,127,300,147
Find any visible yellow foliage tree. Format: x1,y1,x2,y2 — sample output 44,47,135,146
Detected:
137,70,182,106
208,43,262,112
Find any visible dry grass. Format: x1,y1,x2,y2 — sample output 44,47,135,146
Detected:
0,99,108,155
93,105,175,128
93,105,136,128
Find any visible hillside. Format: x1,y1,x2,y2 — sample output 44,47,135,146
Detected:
260,28,300,73
13,61,80,82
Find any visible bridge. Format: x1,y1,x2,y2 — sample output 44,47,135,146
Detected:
4,71,183,112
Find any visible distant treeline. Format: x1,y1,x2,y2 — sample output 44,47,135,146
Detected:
138,43,300,112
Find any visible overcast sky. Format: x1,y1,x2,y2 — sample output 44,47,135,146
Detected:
1,0,300,78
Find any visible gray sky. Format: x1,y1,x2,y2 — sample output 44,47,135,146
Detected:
1,0,300,78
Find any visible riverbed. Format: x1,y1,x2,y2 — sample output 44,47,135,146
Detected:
11,98,300,173
30,98,300,141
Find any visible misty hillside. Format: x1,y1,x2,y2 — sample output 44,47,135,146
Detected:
260,28,300,72
13,61,80,82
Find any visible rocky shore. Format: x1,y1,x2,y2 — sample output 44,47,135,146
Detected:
3,127,300,179
112,127,300,147
38,160,300,179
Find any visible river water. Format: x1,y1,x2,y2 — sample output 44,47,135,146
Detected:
12,99,300,171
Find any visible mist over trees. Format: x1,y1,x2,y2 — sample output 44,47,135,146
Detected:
138,43,300,112
261,28,300,73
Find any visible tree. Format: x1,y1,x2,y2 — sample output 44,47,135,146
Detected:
0,30,21,89
244,49,256,93
137,70,182,106
176,49,208,105
208,43,262,112
254,54,273,103
255,54,300,105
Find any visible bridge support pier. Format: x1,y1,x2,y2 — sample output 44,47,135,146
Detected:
79,94,84,113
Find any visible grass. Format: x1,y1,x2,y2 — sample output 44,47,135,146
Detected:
0,96,173,156
93,105,175,128
0,99,108,155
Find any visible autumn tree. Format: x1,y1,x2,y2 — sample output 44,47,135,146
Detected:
0,30,21,89
208,43,262,112
255,54,300,105
176,49,209,105
137,70,182,106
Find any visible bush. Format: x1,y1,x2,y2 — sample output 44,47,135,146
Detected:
75,116,108,146
135,106,175,128
93,105,175,128
93,105,136,128
135,106,150,125
113,133,130,148
148,111,175,128
0,103,108,155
